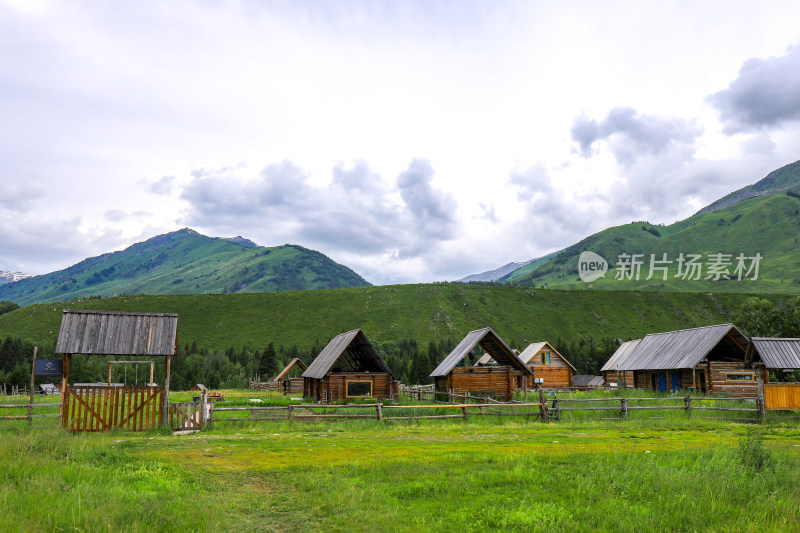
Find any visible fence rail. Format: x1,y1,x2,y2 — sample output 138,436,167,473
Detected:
210,401,546,424
0,402,61,426
549,394,761,421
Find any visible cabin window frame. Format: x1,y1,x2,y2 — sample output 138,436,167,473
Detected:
724,373,754,382
541,352,551,365
345,379,373,398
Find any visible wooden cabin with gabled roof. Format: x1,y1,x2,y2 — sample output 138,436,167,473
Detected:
303,329,397,403
614,324,756,397
431,327,534,401
274,358,307,394
518,341,576,388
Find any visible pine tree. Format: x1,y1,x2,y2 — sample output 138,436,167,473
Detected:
259,343,279,380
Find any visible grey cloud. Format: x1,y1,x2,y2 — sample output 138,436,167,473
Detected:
147,175,176,195
571,107,701,166
180,158,458,262
710,45,800,133
508,164,551,201
104,209,149,222
0,181,46,212
0,217,124,274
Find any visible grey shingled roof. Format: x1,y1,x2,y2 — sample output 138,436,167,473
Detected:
303,329,394,380
618,324,748,371
573,375,605,388
600,339,642,372
431,327,534,377
55,309,178,356
748,338,800,369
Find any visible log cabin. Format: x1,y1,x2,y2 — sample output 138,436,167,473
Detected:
303,329,397,403
600,339,640,388
518,342,576,388
274,358,307,394
431,327,533,401
613,324,757,397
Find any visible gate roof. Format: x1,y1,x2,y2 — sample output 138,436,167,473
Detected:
55,309,178,356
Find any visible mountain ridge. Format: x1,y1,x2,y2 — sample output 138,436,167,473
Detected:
0,228,370,305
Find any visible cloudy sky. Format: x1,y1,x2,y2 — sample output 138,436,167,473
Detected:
2,0,800,284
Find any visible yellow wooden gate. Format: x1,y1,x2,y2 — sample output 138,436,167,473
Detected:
62,385,163,432
764,383,800,410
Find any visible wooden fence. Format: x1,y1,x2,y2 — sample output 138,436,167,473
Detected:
169,401,206,431
548,395,761,421
764,383,800,410
209,401,547,424
0,402,61,427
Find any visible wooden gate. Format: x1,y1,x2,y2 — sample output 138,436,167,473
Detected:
169,401,204,431
764,383,800,410
62,385,163,432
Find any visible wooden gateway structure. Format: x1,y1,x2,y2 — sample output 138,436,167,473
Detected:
600,339,641,388
274,358,307,394
55,309,178,431
609,324,757,397
303,329,398,403
746,337,800,410
432,327,533,401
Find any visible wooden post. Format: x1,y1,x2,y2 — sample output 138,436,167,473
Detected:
201,390,208,429
553,397,561,421
161,354,171,427
461,406,468,420
60,353,71,428
288,404,294,420
621,397,628,420
28,346,38,427
377,403,383,420
538,389,548,422
149,362,154,387
684,394,692,419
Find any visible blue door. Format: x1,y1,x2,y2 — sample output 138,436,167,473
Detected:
658,372,667,392
671,371,680,392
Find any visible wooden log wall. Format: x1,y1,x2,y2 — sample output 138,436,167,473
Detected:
281,378,304,394
532,366,573,388
708,361,759,398
307,372,394,403
438,366,521,401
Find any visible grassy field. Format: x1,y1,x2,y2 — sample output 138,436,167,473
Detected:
0,285,780,353
2,415,800,532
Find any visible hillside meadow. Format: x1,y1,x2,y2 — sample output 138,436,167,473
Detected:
1,418,799,532
0,284,779,352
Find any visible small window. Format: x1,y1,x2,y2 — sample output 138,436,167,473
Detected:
541,352,551,365
725,373,753,382
346,380,373,398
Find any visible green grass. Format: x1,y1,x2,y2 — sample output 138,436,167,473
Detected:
1,420,799,532
0,285,780,352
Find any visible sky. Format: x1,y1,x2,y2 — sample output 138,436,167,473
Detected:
2,0,800,285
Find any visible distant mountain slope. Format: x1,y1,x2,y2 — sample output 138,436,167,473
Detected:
458,260,534,282
511,192,800,293
697,159,800,214
0,228,370,305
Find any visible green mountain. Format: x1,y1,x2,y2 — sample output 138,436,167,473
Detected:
0,285,775,353
510,192,800,292
0,228,370,306
698,159,800,214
